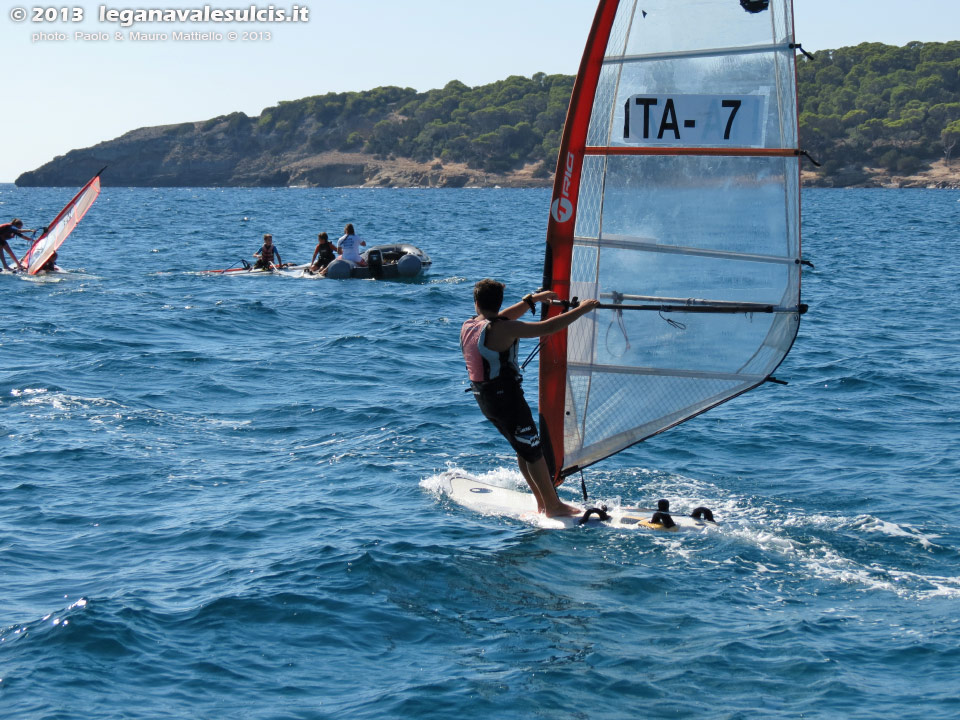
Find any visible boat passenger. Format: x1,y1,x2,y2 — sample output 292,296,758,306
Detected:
0,218,33,271
460,279,599,518
308,232,336,273
336,223,366,265
253,233,282,270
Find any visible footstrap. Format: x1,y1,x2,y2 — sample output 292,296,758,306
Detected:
578,507,610,525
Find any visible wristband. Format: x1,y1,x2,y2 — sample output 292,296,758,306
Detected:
522,294,536,313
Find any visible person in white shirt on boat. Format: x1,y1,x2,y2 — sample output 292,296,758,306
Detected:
461,278,599,518
336,223,366,264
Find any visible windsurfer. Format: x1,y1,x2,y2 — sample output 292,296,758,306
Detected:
38,251,58,274
307,232,336,273
253,233,282,270
0,219,33,271
461,279,599,517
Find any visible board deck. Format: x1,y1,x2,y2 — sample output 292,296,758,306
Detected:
200,264,321,277
200,267,274,276
0,267,64,278
441,473,717,531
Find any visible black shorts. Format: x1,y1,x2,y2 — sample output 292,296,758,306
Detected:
472,378,543,462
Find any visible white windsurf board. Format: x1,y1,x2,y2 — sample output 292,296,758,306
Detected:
439,471,717,531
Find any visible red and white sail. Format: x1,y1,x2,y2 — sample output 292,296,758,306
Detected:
23,169,103,274
539,0,804,481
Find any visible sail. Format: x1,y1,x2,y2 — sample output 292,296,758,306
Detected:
23,169,103,274
539,0,803,480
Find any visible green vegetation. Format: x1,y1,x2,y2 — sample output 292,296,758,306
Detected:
232,41,958,180
36,42,959,188
798,41,960,178
204,73,574,175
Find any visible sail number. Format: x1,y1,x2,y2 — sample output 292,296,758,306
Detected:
622,94,765,147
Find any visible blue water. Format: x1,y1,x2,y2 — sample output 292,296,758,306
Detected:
2,185,959,719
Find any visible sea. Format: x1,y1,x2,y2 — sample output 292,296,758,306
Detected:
1,184,958,719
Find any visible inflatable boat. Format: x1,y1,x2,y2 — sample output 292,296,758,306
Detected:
323,243,431,280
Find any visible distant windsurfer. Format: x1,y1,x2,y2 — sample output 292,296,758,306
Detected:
253,233,282,270
0,219,34,271
461,279,599,517
38,251,58,274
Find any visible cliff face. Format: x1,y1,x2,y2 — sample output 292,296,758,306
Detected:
18,117,316,187
18,119,254,187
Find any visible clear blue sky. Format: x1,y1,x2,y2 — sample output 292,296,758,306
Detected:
2,0,959,182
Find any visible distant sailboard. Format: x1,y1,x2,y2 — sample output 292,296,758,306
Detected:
199,262,308,276
447,0,807,529
22,169,104,275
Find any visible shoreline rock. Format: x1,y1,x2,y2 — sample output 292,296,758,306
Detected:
801,160,960,190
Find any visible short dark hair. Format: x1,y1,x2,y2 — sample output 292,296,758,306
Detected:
474,278,504,312
344,223,355,235
319,232,328,241
12,218,22,227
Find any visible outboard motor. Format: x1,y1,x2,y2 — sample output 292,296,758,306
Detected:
366,248,384,279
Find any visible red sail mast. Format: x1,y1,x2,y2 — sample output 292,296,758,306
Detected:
539,0,621,483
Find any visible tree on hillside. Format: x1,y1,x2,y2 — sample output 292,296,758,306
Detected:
797,41,960,179
943,120,960,164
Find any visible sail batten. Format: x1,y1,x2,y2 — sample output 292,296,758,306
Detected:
540,0,803,481
604,41,794,65
585,147,798,157
577,235,796,264
568,363,766,383
595,302,801,314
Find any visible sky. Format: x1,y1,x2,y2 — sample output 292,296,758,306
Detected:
2,0,960,182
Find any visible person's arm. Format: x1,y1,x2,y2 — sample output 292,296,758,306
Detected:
488,297,600,350
274,248,282,266
311,245,320,264
500,289,556,321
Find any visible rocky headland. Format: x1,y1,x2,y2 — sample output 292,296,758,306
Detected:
15,120,550,189
17,117,959,189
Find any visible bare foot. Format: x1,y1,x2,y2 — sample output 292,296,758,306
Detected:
544,502,583,518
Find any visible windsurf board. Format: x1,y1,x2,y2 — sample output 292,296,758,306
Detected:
440,472,717,531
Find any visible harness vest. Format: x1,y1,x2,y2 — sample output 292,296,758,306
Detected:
0,223,22,242
460,316,521,384
257,245,277,264
316,243,335,264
